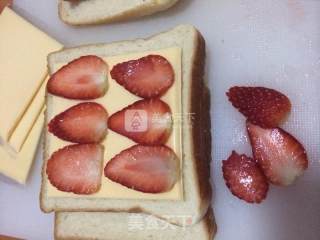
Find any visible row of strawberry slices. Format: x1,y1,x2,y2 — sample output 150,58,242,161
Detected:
47,55,174,100
46,55,180,195
48,99,172,146
47,144,179,195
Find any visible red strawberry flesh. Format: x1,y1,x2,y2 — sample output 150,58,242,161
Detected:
47,55,108,100
111,55,174,98
108,99,172,145
222,151,269,203
227,86,291,128
48,102,108,144
247,121,308,186
46,144,104,195
104,145,179,193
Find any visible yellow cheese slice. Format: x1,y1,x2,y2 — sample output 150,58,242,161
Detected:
0,8,62,142
46,47,183,200
0,108,44,184
8,77,47,152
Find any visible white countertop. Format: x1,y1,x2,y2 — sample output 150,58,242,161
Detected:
1,0,320,239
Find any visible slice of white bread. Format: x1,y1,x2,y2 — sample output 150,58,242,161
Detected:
59,0,179,25
54,208,216,240
41,25,213,226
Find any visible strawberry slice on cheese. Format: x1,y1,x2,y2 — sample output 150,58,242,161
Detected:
47,55,108,100
108,99,172,145
111,55,174,98
46,144,104,195
48,102,108,144
104,145,180,193
227,86,291,128
247,121,308,186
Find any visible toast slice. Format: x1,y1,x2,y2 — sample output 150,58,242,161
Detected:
59,0,179,25
41,25,213,226
55,208,216,240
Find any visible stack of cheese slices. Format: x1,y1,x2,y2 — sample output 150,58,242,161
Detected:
0,7,62,184
40,25,216,239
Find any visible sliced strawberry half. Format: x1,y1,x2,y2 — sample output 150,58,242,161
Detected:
111,55,174,98
47,55,108,100
227,86,291,128
104,145,179,193
108,99,172,145
247,121,308,186
46,144,104,195
222,151,269,204
48,102,108,144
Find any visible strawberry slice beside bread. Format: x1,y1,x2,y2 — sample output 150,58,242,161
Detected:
227,86,291,128
247,121,308,186
222,151,269,204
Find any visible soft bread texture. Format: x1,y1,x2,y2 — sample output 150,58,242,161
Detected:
41,25,213,226
55,208,216,240
59,0,179,25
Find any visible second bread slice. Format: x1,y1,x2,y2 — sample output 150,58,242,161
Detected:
55,208,217,240
59,0,179,25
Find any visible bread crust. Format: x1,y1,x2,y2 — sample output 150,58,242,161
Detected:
190,32,212,217
205,207,218,240
58,0,179,26
41,25,213,228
